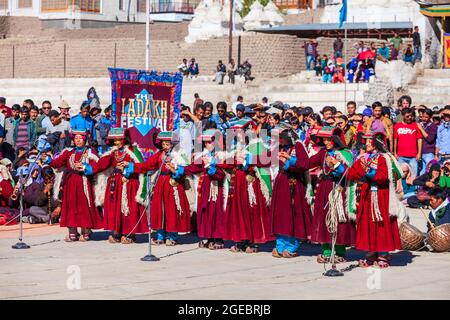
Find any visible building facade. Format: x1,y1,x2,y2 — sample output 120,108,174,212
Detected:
0,0,200,25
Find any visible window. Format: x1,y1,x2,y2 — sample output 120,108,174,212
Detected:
41,0,101,13
0,0,8,10
18,0,33,8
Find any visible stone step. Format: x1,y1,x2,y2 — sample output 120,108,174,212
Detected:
415,78,450,86
407,95,449,106
408,86,450,95
423,69,450,78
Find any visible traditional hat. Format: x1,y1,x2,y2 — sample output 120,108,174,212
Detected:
200,129,220,142
231,118,254,130
71,129,88,136
315,126,347,149
59,100,71,109
362,131,387,151
107,127,126,140
157,131,178,142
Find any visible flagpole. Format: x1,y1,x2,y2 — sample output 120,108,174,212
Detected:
344,22,347,110
145,0,150,71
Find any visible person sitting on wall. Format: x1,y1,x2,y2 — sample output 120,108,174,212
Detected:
188,58,199,78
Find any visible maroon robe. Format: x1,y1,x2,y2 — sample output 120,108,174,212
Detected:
222,164,274,244
185,160,225,239
295,145,355,245
50,148,103,229
348,154,402,252
95,147,148,235
0,179,13,207
271,143,312,240
132,150,191,233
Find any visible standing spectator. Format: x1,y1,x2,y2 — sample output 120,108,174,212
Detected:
58,100,72,121
303,39,318,71
333,37,344,58
203,102,213,120
4,104,20,146
213,60,226,85
320,106,335,122
13,107,37,152
231,96,244,114
178,58,189,77
0,97,12,119
35,101,52,137
193,93,204,109
377,42,390,63
30,105,40,123
353,40,365,54
46,111,71,154
363,101,394,152
179,106,196,159
22,99,34,110
389,32,403,60
70,102,96,142
210,101,228,127
228,58,237,84
188,58,199,77
315,55,323,76
417,108,437,175
346,101,357,118
412,26,422,65
395,95,412,123
394,108,423,176
436,111,450,164
0,130,15,162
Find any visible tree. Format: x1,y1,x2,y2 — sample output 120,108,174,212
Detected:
239,0,270,18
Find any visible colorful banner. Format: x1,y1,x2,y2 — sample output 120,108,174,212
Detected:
108,68,183,152
445,33,450,69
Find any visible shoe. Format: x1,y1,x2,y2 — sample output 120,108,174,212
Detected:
272,248,282,258
121,236,135,244
108,235,121,244
282,250,298,258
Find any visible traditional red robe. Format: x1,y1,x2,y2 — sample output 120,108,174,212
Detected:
50,148,103,229
270,143,312,240
132,150,191,233
295,145,356,246
0,179,13,207
95,146,148,235
185,160,225,239
348,153,402,252
222,164,273,244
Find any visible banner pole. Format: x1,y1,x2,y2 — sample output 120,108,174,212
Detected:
146,0,150,71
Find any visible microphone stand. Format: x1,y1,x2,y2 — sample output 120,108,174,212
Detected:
141,147,173,262
12,150,44,250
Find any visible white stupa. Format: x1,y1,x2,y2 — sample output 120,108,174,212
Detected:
221,0,244,35
263,1,284,26
203,0,225,38
185,1,208,43
243,1,269,31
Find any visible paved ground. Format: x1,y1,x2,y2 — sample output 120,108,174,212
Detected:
1,209,449,300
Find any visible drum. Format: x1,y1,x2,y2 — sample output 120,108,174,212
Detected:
399,222,425,251
427,223,450,252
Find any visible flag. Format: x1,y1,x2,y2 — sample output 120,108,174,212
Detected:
339,0,347,29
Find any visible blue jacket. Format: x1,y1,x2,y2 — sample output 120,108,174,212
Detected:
429,202,450,227
70,114,96,140
12,119,36,148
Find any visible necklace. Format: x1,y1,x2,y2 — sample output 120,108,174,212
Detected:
69,148,88,170
114,148,127,163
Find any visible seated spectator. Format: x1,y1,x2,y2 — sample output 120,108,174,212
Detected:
427,188,450,229
403,44,414,65
439,160,450,190
239,60,254,83
407,162,442,208
397,163,417,204
347,57,358,83
188,58,199,77
315,55,323,76
178,59,189,77
213,60,226,85
228,59,237,84
323,60,335,83
377,42,390,63
332,65,345,83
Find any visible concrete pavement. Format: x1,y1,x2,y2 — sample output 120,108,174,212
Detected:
1,209,449,300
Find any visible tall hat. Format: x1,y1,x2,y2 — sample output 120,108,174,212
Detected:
314,126,347,149
199,129,220,142
156,131,179,142
70,129,88,137
231,118,255,130
362,131,387,152
107,127,126,140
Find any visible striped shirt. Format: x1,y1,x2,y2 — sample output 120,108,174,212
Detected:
15,121,29,150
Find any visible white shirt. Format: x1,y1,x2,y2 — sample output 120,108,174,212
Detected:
178,119,195,159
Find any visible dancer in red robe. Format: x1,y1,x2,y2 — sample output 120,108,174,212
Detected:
347,132,402,268
184,129,226,250
122,131,191,246
222,127,273,253
94,128,147,244
273,129,312,258
46,129,103,242
288,126,356,263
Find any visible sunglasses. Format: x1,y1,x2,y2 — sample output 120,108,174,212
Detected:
43,107,51,110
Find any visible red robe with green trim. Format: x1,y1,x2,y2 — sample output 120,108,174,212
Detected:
348,153,402,252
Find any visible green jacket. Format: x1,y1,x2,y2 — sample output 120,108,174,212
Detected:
440,175,450,189
35,114,47,135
